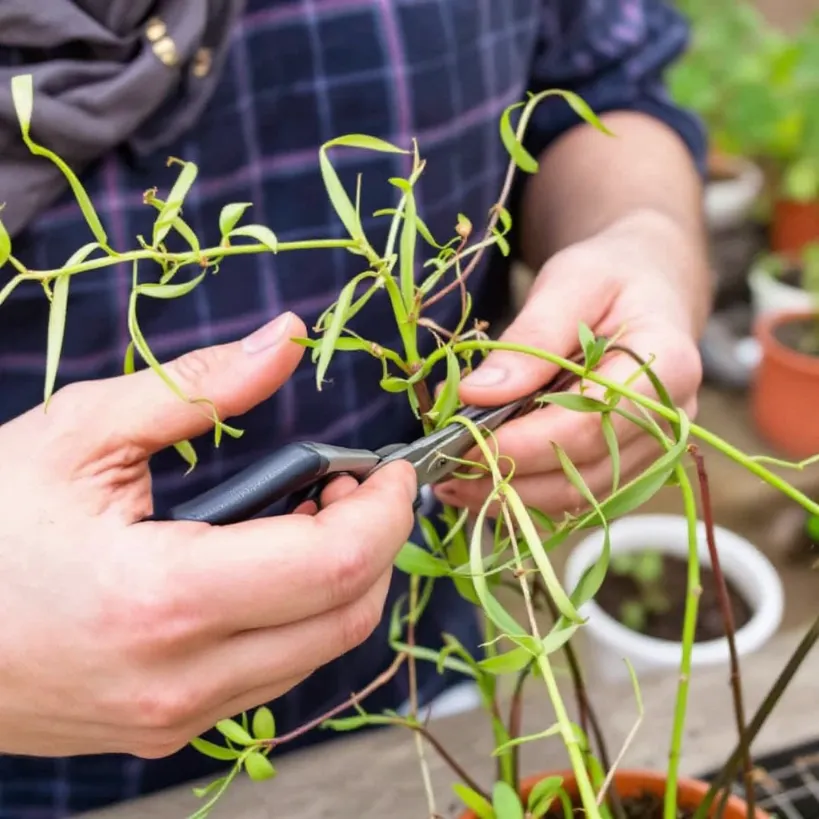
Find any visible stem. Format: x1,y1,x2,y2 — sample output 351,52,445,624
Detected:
501,503,602,819
695,613,819,819
690,446,755,819
421,94,543,311
10,239,358,283
406,722,491,802
485,618,516,787
407,575,438,818
507,661,533,792
266,654,406,749
664,465,702,819
435,340,819,518
533,579,627,819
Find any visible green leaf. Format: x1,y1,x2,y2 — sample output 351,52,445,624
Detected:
545,89,615,136
315,272,375,389
505,487,583,624
528,776,564,819
244,750,276,782
319,134,408,238
12,76,109,245
137,271,207,300
123,342,136,375
469,489,528,637
173,439,198,472
454,784,495,819
251,706,275,740
492,724,561,755
537,393,609,413
430,347,462,429
0,215,10,267
601,413,620,492
153,158,198,247
380,375,412,393
192,777,227,799
190,737,241,761
215,718,254,746
219,202,253,236
499,102,539,173
43,272,70,406
322,714,395,731
397,181,418,309
228,224,278,253
493,780,524,819
390,640,478,678
578,322,595,358
478,645,533,675
394,542,451,577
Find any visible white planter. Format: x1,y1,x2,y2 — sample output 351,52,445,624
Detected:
564,514,784,683
704,157,764,233
748,260,814,321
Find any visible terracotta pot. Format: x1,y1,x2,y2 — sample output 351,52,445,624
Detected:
771,198,819,256
458,769,764,819
752,310,819,459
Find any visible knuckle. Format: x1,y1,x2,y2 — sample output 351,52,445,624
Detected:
108,568,199,659
337,593,383,652
131,683,202,731
166,347,224,393
325,540,373,605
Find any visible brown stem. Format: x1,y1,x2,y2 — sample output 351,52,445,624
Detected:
507,659,536,790
695,613,819,819
410,721,491,802
413,379,433,418
689,446,755,819
266,654,406,749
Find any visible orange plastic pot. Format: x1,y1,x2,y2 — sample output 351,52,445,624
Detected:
751,310,819,459
771,198,819,255
458,769,765,819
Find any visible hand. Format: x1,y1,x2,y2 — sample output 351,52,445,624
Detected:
0,312,416,758
434,213,704,517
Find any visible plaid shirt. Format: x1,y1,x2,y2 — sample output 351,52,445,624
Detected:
0,1,705,816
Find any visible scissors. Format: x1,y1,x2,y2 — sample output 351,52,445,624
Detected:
148,394,540,525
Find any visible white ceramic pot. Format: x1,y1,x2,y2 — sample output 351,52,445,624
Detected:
748,260,814,321
704,156,764,233
564,514,784,683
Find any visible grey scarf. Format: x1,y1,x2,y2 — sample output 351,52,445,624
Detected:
0,0,244,238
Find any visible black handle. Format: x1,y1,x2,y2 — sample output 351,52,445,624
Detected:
152,442,341,525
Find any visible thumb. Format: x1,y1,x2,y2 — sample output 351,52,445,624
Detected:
458,272,609,406
93,312,307,455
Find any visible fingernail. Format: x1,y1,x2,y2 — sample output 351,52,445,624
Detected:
242,313,293,353
461,367,507,388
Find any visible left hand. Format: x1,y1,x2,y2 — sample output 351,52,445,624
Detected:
433,215,705,518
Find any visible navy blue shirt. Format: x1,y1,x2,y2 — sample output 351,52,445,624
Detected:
0,1,706,816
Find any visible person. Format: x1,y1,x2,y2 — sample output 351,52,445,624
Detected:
0,1,711,816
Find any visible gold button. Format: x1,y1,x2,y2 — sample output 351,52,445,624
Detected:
152,35,178,67
192,47,213,78
145,16,167,42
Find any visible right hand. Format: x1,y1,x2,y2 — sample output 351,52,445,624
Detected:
0,312,417,759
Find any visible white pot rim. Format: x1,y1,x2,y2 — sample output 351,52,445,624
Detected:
564,514,784,666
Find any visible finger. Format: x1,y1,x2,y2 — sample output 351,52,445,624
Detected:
202,568,392,706
319,475,360,506
458,255,616,406
468,332,697,476
48,312,307,458
435,432,664,518
152,460,417,634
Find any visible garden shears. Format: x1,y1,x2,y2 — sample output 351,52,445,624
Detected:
150,395,541,526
